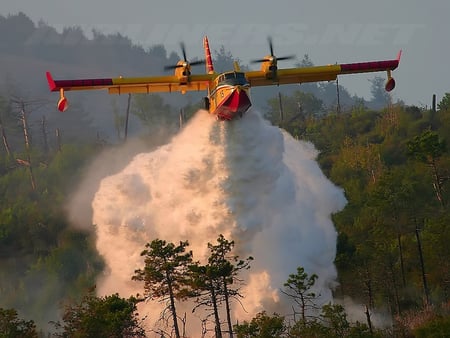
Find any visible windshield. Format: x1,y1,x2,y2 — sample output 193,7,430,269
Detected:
217,72,248,86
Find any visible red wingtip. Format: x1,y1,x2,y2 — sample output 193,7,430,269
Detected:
397,50,403,62
46,71,57,91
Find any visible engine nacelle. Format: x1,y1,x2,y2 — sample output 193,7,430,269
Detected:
385,77,396,92
259,56,277,79
57,88,68,112
174,61,190,84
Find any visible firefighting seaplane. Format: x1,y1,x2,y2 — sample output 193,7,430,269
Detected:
46,36,401,121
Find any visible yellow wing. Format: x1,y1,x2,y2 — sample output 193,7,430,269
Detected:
245,53,401,88
46,72,214,94
245,65,341,86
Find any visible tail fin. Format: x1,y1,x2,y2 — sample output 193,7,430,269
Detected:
203,36,214,74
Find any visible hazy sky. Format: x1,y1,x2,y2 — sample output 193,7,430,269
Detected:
2,0,450,105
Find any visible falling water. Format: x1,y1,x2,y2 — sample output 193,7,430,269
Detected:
90,109,347,335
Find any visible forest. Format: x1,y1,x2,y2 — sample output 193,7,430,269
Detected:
1,12,450,337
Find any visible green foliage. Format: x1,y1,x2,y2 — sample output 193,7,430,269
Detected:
133,239,193,301
334,232,357,271
282,266,318,322
234,311,286,338
0,308,38,337
0,112,104,329
189,235,253,336
189,262,225,337
53,292,145,338
289,303,385,338
289,319,329,337
413,314,450,337
133,239,193,337
407,129,448,207
422,214,450,299
438,93,450,111
266,90,325,130
321,303,351,337
272,97,450,320
407,129,447,163
206,234,253,292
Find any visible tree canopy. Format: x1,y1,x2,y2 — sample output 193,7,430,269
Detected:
53,292,146,338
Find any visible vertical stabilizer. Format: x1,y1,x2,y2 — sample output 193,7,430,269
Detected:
203,36,214,74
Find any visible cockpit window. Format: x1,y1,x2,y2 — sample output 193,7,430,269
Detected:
217,72,248,86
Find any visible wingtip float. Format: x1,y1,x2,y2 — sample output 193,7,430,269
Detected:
46,36,401,119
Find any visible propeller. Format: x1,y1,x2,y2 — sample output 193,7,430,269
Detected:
164,42,205,71
251,37,295,79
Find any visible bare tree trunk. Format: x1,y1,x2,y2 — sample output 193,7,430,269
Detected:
388,258,401,315
0,111,11,157
278,91,284,122
336,77,341,114
429,159,446,207
20,102,36,190
223,280,234,338
41,116,49,155
56,128,62,152
365,304,373,334
364,268,374,310
397,233,406,288
415,222,430,306
0,118,11,157
210,284,222,338
300,294,306,323
166,275,181,338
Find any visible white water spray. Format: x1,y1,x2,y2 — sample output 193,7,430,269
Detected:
91,109,346,335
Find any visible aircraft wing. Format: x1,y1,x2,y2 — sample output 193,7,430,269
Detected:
46,72,214,94
245,51,401,87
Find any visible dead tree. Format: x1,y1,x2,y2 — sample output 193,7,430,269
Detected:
11,98,37,190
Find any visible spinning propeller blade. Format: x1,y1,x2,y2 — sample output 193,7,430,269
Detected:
164,42,205,71
251,37,295,64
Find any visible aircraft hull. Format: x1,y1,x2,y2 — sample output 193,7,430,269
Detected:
211,86,252,120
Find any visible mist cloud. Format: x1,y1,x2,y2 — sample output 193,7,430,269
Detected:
89,109,346,335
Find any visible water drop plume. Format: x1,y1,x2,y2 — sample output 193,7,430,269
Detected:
90,109,347,334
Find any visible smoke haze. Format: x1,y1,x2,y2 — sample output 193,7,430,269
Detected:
88,109,346,335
